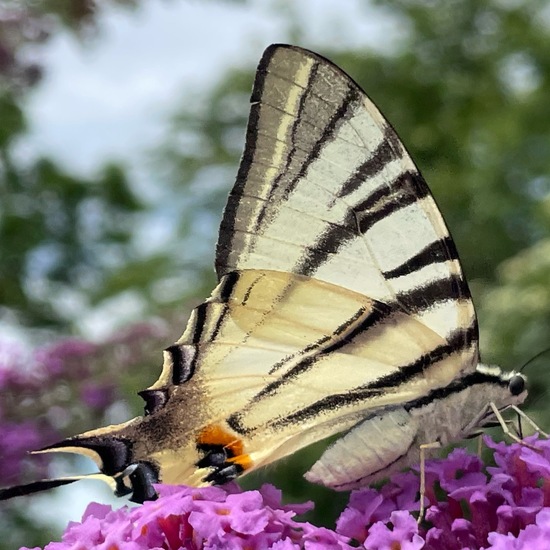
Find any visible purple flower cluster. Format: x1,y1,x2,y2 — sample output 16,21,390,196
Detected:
0,340,61,485
0,323,167,487
0,421,49,482
23,436,550,550
338,435,550,549
22,483,352,550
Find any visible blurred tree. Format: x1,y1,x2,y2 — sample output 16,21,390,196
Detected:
0,1,145,330
2,0,550,546
1,2,151,548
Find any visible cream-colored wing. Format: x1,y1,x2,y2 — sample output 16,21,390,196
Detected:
0,45,481,503
216,44,477,352
135,262,473,485
157,44,480,483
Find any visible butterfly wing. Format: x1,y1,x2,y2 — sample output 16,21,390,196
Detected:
216,45,476,346
1,45,480,501
148,44,480,482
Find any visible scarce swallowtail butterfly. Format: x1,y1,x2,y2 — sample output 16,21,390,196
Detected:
1,44,532,504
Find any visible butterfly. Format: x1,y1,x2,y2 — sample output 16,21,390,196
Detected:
0,44,530,504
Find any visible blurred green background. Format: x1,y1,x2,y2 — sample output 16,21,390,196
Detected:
2,0,550,547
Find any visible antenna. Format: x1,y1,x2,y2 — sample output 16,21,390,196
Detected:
519,347,550,373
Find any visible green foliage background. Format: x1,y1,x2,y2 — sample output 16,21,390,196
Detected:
2,0,550,547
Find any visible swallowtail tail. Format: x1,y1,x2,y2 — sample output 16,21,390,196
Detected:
0,44,529,503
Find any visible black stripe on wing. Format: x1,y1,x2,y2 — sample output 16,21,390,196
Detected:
216,47,360,278
354,171,430,234
165,345,197,385
295,170,431,277
224,300,392,434
395,274,472,314
264,322,478,430
265,302,392,378
0,479,77,500
336,126,404,199
250,62,322,232
382,236,460,280
404,368,510,411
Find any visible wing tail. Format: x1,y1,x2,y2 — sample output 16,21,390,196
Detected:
0,418,162,503
0,472,119,501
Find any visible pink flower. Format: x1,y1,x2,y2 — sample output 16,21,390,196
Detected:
23,483,352,549
364,510,425,549
16,437,550,549
337,436,550,549
487,508,550,549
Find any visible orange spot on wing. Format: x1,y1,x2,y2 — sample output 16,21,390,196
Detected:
228,454,253,471
197,424,253,471
197,424,243,455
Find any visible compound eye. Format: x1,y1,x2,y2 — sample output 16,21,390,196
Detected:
509,374,526,396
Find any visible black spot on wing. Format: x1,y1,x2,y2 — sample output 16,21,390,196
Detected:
138,389,169,416
128,462,159,503
165,345,198,385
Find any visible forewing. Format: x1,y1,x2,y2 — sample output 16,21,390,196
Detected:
216,44,478,355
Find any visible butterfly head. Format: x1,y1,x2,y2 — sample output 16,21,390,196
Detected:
508,372,527,397
470,365,528,433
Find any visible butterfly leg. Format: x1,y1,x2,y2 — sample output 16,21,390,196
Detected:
509,405,548,437
474,418,519,456
477,433,484,457
489,403,542,450
418,441,441,523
